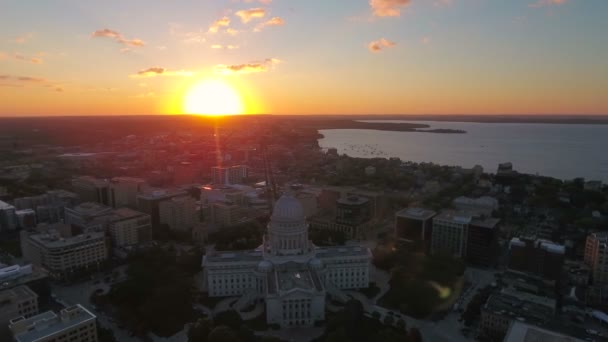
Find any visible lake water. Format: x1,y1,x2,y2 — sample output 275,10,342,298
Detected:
318,121,608,182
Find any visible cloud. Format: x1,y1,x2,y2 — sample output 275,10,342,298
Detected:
0,52,43,64
421,36,431,45
211,44,239,50
226,28,239,36
130,67,193,78
254,17,285,32
368,38,396,52
17,76,46,82
216,58,281,74
370,0,411,17
244,0,272,4
235,8,266,23
208,17,231,33
529,0,567,7
13,33,34,44
91,29,145,47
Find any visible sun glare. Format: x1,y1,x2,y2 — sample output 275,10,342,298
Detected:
183,79,244,116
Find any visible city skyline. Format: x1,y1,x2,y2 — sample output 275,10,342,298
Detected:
1,0,607,116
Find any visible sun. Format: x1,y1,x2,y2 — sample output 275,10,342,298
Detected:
183,79,244,116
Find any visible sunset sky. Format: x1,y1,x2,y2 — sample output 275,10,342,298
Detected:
1,0,607,116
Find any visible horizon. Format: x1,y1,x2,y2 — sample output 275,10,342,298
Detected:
1,0,608,116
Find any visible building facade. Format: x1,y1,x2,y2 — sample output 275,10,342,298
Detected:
9,304,97,342
0,199,17,232
159,195,198,232
585,232,608,285
21,229,108,279
508,237,565,281
431,211,471,258
0,285,38,325
203,192,371,328
72,176,110,206
212,165,248,185
110,177,146,208
394,208,436,242
106,208,152,247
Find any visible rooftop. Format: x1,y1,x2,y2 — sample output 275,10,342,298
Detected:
337,195,369,206
483,289,555,328
28,231,105,249
504,321,584,342
0,200,15,210
10,304,96,342
434,210,473,225
315,245,371,259
205,249,264,264
471,217,501,229
395,207,437,220
0,285,38,309
137,189,186,200
68,202,112,216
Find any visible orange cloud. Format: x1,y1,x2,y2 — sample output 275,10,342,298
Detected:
368,38,396,52
91,29,145,47
130,67,193,78
0,52,43,64
254,17,285,32
208,17,231,33
235,8,266,23
216,58,281,74
370,0,411,17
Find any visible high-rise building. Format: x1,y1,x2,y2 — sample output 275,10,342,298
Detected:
212,165,248,185
136,189,187,227
585,232,608,285
508,237,565,280
72,176,110,205
105,208,152,247
109,177,146,208
64,202,113,230
210,201,242,227
395,208,436,242
335,195,370,226
466,216,500,267
9,304,98,342
431,211,472,258
21,228,108,279
0,200,17,232
0,285,38,325
15,209,37,229
159,195,198,232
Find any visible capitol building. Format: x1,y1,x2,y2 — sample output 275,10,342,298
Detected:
203,192,372,327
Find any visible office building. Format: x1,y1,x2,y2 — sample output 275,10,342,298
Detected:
212,165,248,185
0,285,38,325
21,228,108,280
466,216,500,267
64,202,113,230
109,177,146,208
431,211,471,258
394,207,436,242
136,189,187,227
15,209,37,229
0,200,17,232
585,232,608,285
203,192,371,328
105,208,152,247
508,237,565,281
72,176,110,205
9,304,97,342
159,195,198,232
503,321,585,342
452,196,498,216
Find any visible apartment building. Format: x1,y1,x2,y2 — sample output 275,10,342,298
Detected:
0,285,38,325
9,304,97,342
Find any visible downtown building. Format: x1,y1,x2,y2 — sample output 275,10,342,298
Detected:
203,192,371,328
9,304,98,342
585,231,608,285
159,195,199,232
109,177,146,208
309,195,372,240
72,176,110,206
395,208,436,252
0,285,39,326
20,227,108,280
212,165,248,185
508,237,565,281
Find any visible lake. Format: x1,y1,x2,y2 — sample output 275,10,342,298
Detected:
318,120,608,182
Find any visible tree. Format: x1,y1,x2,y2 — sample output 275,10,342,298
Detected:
213,310,242,331
396,319,406,331
408,327,423,342
207,326,240,342
188,318,212,342
371,311,381,321
383,315,395,326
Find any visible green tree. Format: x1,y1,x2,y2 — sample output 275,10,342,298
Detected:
207,326,240,342
383,315,394,326
188,318,212,342
396,318,406,331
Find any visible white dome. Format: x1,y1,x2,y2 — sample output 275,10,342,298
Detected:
257,260,273,273
271,193,305,222
309,258,323,269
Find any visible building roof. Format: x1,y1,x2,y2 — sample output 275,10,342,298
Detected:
504,321,584,342
272,192,305,222
0,285,38,310
336,195,369,206
137,189,186,200
483,289,555,328
434,210,473,224
204,249,264,264
10,304,96,342
68,202,112,216
470,217,501,229
315,245,371,259
28,231,105,249
0,200,15,210
395,207,437,220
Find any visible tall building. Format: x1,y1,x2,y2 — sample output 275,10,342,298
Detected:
109,177,146,208
466,216,500,267
136,189,187,227
9,304,98,342
203,192,371,328
159,195,198,232
0,200,17,232
72,176,110,205
503,321,584,342
431,211,471,258
394,208,436,242
508,237,565,281
21,228,108,280
105,208,152,247
0,285,38,325
585,232,608,285
335,195,370,226
452,196,498,216
15,209,37,229
14,190,79,224
212,165,248,185
64,202,113,230
210,201,242,227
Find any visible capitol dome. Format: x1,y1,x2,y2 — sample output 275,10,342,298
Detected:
257,260,273,273
271,192,305,223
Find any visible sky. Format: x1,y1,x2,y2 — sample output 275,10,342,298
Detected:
1,0,607,116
